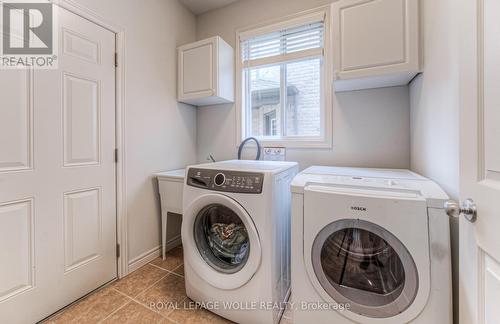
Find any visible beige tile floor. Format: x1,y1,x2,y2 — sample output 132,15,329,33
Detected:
42,246,293,324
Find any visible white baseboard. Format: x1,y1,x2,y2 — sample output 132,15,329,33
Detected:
127,246,161,273
126,235,182,274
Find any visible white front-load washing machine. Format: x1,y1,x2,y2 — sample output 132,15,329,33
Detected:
182,160,298,324
291,166,452,324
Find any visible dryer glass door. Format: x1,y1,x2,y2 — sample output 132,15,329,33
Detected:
312,219,418,318
194,203,250,274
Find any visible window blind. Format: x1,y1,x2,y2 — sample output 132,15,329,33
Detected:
241,20,324,67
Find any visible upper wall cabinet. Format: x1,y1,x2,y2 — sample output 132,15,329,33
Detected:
332,0,421,92
178,36,234,106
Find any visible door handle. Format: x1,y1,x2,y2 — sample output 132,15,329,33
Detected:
444,198,477,222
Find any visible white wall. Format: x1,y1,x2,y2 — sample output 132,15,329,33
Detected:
409,0,459,321
72,0,198,267
410,2,459,199
195,0,411,170
197,0,457,319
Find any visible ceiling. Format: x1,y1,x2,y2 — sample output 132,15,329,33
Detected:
178,0,240,15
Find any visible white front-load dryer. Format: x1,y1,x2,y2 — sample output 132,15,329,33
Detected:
182,160,298,324
291,167,452,324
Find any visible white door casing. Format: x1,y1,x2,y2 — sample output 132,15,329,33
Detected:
0,6,117,323
459,0,500,323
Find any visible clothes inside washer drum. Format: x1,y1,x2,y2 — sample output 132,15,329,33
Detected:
207,223,249,264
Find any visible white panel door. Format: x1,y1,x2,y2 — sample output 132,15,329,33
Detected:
459,0,500,323
0,6,116,323
0,70,33,172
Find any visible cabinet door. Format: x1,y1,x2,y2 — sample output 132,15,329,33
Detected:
179,40,217,100
332,0,420,80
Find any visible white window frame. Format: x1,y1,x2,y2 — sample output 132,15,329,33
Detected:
235,6,333,148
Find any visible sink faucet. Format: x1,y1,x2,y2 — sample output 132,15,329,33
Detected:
206,154,216,163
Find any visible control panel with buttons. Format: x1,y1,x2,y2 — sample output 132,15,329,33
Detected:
187,168,264,194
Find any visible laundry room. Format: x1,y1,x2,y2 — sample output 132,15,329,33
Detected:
0,0,497,323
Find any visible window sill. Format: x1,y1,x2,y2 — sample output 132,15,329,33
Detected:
237,138,332,149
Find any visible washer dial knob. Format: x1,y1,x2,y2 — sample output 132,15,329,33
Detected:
214,173,226,186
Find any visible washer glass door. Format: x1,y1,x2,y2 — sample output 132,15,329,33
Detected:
312,219,418,318
194,203,250,274
183,193,261,290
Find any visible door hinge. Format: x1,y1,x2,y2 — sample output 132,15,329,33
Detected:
114,148,118,163
116,243,120,258
114,53,118,67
